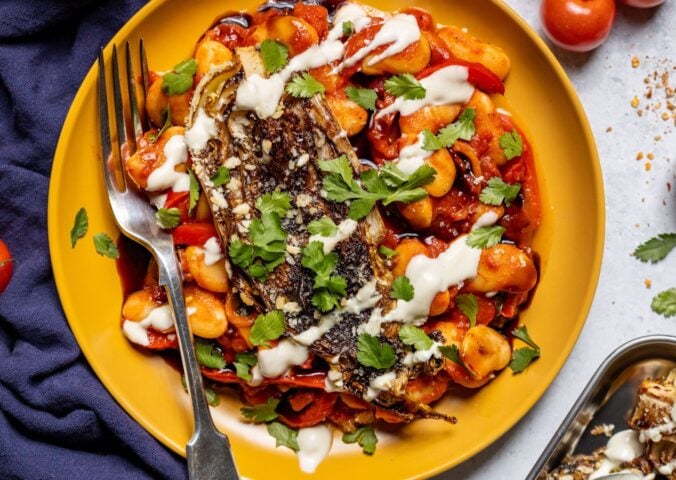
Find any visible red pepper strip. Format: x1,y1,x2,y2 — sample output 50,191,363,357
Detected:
164,191,190,222
145,329,178,350
418,60,505,95
172,222,217,246
278,392,338,428
201,369,328,390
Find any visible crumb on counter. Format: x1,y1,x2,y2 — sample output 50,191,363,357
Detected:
645,162,652,171
645,279,652,289
636,152,644,161
631,96,640,108
590,423,615,438
647,153,655,160
631,56,640,68
606,126,613,133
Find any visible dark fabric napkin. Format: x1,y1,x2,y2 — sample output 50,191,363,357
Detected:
0,1,187,478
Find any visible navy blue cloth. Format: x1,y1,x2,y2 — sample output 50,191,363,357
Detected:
0,1,187,478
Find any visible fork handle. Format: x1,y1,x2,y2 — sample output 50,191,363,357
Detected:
156,253,240,480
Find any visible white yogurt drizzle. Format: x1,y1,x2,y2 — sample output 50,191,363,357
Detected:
364,371,397,401
122,305,175,346
257,339,309,378
403,342,443,366
146,135,190,192
376,65,475,119
201,236,223,266
297,425,333,473
309,219,358,254
396,131,434,175
589,430,646,480
185,108,217,152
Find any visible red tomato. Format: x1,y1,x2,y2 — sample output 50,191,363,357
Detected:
618,0,665,6
172,223,217,246
540,0,616,52
0,240,13,294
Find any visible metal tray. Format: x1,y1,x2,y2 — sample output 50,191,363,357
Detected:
527,334,676,479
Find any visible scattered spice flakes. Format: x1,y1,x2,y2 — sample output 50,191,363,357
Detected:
645,279,652,289
590,423,615,438
655,135,662,141
645,163,652,171
637,152,644,161
606,126,613,133
668,182,672,192
662,112,670,121
631,96,641,108
631,56,640,68
647,153,655,160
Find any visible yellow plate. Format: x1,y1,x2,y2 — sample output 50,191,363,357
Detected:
48,0,604,478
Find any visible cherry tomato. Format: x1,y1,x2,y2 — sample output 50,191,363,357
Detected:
540,0,616,52
0,240,13,294
172,222,217,246
618,0,665,6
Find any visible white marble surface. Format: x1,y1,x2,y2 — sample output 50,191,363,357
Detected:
439,2,676,479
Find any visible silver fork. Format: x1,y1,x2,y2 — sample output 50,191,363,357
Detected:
98,42,239,480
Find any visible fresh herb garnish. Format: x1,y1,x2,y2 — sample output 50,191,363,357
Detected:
398,325,434,351
155,207,181,229
308,217,338,237
384,73,426,100
180,376,219,406
422,108,476,152
357,334,396,369
162,59,197,96
652,288,676,318
455,293,478,327
346,86,377,111
342,425,378,455
233,352,257,381
509,325,540,373
285,73,325,98
241,397,279,423
438,344,466,368
249,310,286,347
499,130,524,159
342,20,354,37
210,166,230,187
70,208,88,248
93,233,119,259
188,169,200,215
466,225,506,249
479,177,521,207
195,339,226,370
301,241,347,312
391,276,414,301
378,245,398,258
260,39,289,74
421,129,443,151
319,156,436,220
256,191,292,216
149,106,172,142
633,233,676,264
267,422,300,451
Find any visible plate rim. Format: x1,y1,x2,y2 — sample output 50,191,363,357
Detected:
47,0,605,477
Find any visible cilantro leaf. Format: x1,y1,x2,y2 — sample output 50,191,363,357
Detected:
421,129,443,151
195,339,226,369
391,276,414,301
342,20,354,37
285,73,325,98
229,239,254,269
162,59,197,96
438,344,466,368
398,325,433,351
499,130,523,159
149,106,172,142
70,207,88,248
256,191,291,216
378,245,398,258
211,167,230,187
466,225,505,249
93,233,119,259
509,326,540,373
155,207,181,229
241,397,279,423
384,73,426,100
260,39,289,74
652,288,676,318
357,334,396,369
381,165,436,205
174,58,197,76
479,177,521,207
181,376,219,406
342,425,378,455
308,217,338,237
267,421,300,451
346,86,377,111
633,233,676,264
436,108,476,147
233,352,257,381
456,294,478,327
188,169,200,215
302,241,346,313
250,310,286,347
511,325,539,350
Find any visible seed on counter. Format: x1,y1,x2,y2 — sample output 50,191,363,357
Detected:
661,112,670,121
645,162,652,171
631,96,640,108
636,152,644,161
647,153,655,160
632,56,640,68
645,279,652,289
606,126,613,133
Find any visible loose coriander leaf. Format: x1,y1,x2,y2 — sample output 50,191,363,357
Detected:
210,166,230,187
285,72,325,98
509,347,540,374
308,217,338,236
378,163,408,188
499,130,524,160
241,397,279,423
312,290,341,313
421,129,443,151
93,233,119,259
161,59,198,96
195,339,226,369
149,106,172,142
174,58,197,76
348,198,378,220
342,425,378,455
398,325,434,351
436,107,476,147
511,325,540,350
70,208,88,248
229,239,254,268
260,39,289,73
633,233,676,264
381,164,437,205
250,310,286,346
346,86,377,110
466,225,505,249
378,245,398,258
204,384,220,406
438,344,466,368
456,294,478,327
256,190,291,216
479,177,521,207
652,288,676,318
384,73,426,100
391,276,414,301
318,155,354,184
357,334,396,369
155,207,181,229
342,20,354,37
233,352,257,381
188,169,200,214
267,421,300,451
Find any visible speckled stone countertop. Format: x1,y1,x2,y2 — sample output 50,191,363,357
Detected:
439,2,675,479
